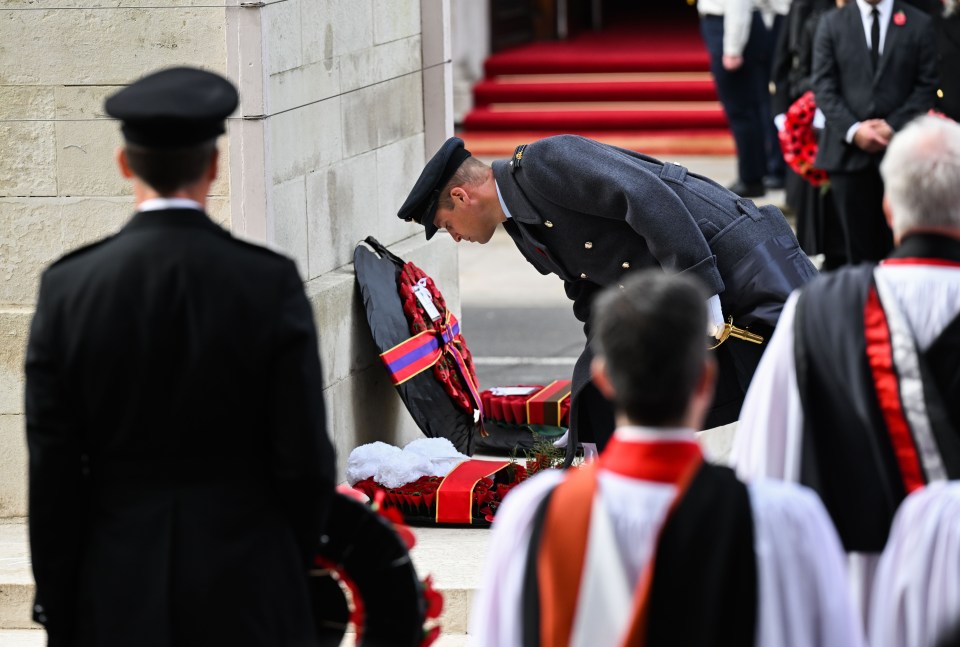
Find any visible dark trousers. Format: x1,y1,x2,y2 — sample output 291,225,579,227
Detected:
701,12,783,184
829,167,894,264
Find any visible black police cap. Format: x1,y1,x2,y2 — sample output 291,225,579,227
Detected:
397,137,471,240
104,67,239,149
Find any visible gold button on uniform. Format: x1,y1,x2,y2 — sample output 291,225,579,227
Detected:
544,220,554,228
621,262,630,269
584,241,593,249
580,273,588,279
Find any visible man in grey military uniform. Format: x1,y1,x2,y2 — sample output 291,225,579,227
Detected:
398,135,817,456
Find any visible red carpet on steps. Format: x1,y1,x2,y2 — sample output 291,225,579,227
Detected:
464,106,728,131
458,15,734,157
473,76,718,105
482,21,711,76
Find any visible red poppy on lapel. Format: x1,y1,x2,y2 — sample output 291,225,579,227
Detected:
893,10,906,26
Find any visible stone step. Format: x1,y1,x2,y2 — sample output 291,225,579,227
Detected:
0,519,33,631
0,517,488,639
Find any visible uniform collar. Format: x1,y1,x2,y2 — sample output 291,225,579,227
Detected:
491,159,544,225
121,207,227,236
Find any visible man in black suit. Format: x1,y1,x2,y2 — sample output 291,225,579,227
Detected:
25,67,336,646
813,0,938,264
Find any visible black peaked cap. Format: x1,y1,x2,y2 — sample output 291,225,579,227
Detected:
105,67,239,149
397,137,471,240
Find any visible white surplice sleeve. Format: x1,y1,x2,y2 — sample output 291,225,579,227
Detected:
868,482,960,647
731,290,805,482
468,469,565,647
750,480,867,647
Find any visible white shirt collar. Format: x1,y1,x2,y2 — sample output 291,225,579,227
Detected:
495,180,513,220
857,0,894,23
137,197,204,213
613,426,699,443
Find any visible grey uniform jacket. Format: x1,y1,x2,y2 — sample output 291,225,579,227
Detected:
492,135,817,434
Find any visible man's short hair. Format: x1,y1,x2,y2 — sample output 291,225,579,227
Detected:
436,156,488,211
124,140,217,195
591,270,708,426
880,115,960,235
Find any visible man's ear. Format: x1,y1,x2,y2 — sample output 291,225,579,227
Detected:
591,356,616,400
207,148,219,183
450,186,468,205
116,147,134,179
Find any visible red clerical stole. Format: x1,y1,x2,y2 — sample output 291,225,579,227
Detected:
536,435,703,647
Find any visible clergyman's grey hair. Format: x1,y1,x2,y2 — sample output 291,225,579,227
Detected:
880,115,960,235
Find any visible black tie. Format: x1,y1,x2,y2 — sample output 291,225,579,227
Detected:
871,8,881,68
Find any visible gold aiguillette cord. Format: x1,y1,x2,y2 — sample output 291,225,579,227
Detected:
708,316,765,349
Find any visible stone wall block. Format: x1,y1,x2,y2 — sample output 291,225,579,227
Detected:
301,0,374,64
264,0,302,75
0,123,56,197
323,365,422,482
0,85,54,120
206,197,231,227
0,310,30,417
341,74,423,158
271,175,308,275
269,97,343,185
340,35,421,94
0,198,133,307
58,197,136,255
0,8,226,85
54,86,113,121
3,0,215,6
0,414,27,518
0,200,64,306
374,0,421,44
268,58,341,116
210,136,231,198
305,266,373,388
375,134,427,242
55,121,129,198
305,152,378,279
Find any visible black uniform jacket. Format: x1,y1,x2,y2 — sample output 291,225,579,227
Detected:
492,136,817,438
25,208,336,646
812,1,938,172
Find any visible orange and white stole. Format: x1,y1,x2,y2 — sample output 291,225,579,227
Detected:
535,435,704,647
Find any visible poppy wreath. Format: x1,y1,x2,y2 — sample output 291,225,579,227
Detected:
397,261,482,416
779,91,829,188
353,462,531,525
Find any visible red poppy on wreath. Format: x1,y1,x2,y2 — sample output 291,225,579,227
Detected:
779,91,829,188
893,10,906,26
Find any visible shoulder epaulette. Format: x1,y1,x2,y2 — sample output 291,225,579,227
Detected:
510,144,528,173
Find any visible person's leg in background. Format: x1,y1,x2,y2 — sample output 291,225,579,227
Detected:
701,13,768,198
757,12,787,189
828,168,893,264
